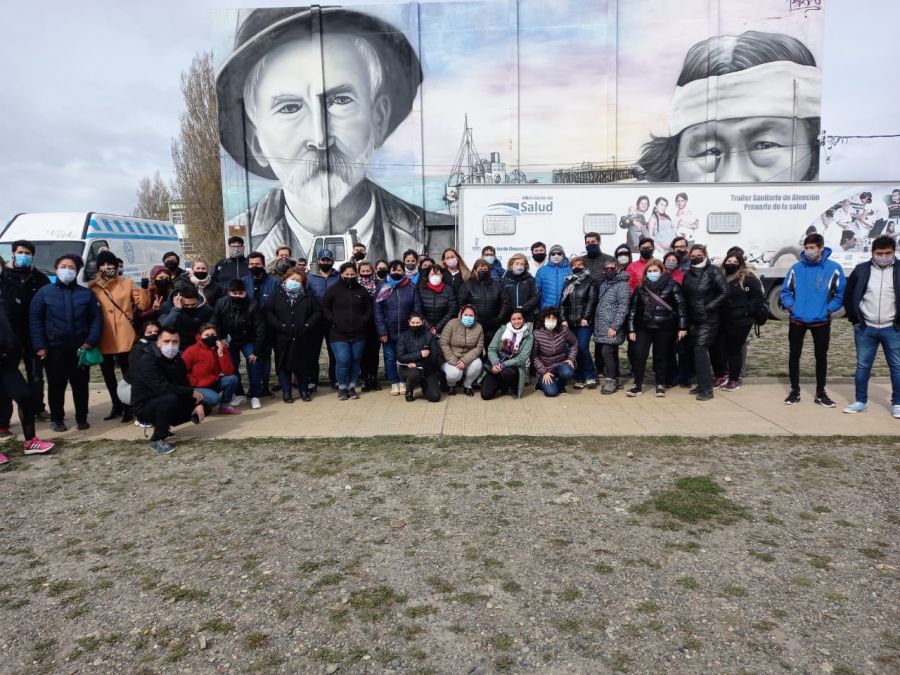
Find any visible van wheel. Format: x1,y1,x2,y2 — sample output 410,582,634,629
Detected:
767,284,790,321
772,249,800,268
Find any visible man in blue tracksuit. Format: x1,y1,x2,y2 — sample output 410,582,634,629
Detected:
780,233,845,407
535,244,571,309
306,249,340,390
243,251,280,398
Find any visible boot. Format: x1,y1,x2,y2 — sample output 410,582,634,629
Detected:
120,405,133,424
103,406,122,421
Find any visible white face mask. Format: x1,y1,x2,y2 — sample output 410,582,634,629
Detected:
512,264,525,274
160,343,179,359
483,254,496,265
429,274,443,285
544,319,558,330
57,268,77,283
617,255,630,265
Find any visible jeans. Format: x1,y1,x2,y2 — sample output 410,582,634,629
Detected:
135,392,199,442
574,325,597,381
853,324,900,404
310,324,336,386
599,343,620,379
361,324,381,382
382,338,400,384
442,359,482,387
788,321,830,392
230,343,262,398
537,362,576,397
331,339,365,388
196,374,239,407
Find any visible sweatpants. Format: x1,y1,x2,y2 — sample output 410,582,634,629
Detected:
788,321,831,393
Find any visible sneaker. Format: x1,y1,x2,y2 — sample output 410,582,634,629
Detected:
23,438,54,455
405,391,414,402
843,401,867,414
616,379,624,390
784,390,801,405
688,386,701,395
601,378,617,395
76,421,90,431
134,420,152,429
627,386,642,397
348,387,359,400
814,392,836,408
585,378,598,388
463,387,475,397
150,440,176,455
713,376,728,389
573,380,586,390
218,406,242,415
50,421,67,432
0,452,8,467
36,409,50,422
259,389,275,399
0,428,13,442
448,385,457,396
230,395,246,406
338,389,349,401
722,379,741,392
250,397,262,410
390,383,402,396
655,385,666,397
696,390,714,401
892,404,900,419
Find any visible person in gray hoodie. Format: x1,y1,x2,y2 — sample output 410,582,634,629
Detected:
593,258,632,394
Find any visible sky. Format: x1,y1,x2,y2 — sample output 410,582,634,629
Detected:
0,0,897,222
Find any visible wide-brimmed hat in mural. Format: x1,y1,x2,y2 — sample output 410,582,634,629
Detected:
216,7,422,180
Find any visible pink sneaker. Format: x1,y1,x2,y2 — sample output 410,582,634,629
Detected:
0,452,8,466
24,438,55,455
217,406,242,415
713,376,728,389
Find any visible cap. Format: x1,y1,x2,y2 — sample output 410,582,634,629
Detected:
318,249,335,260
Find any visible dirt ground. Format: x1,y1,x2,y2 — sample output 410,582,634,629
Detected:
1,436,897,674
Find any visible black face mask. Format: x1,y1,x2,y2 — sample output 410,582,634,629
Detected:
390,272,405,282
164,261,179,271
352,252,365,261
404,262,418,272
723,264,739,275
585,243,600,258
639,248,654,260
275,258,293,273
145,333,159,342
183,305,198,313
250,267,264,277
230,296,245,305
409,324,424,334
193,270,208,280
604,269,617,280
202,335,218,348
155,280,171,291
572,267,585,275
477,270,490,282
376,269,389,279
532,252,546,263
674,250,687,260
344,277,359,288
319,262,333,273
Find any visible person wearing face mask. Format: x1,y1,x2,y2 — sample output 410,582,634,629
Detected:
357,261,383,392
130,328,210,455
159,285,215,349
662,252,684,285
626,237,656,292
162,251,185,279
458,259,504,351
532,307,578,397
481,307,533,400
670,237,692,273
593,260,631,394
440,248,470,295
212,278,266,409
499,254,541,324
29,254,102,432
560,256,599,388
780,233,846,407
375,260,424,395
138,266,174,324
843,235,900,417
375,259,390,283
89,250,150,423
322,262,374,400
212,236,249,290
420,264,458,337
307,249,341,392
535,245,571,310
266,268,321,403
626,260,687,397
481,246,504,282
530,242,548,272
440,305,484,396
662,250,688,387
123,321,160,425
175,259,224,308
242,252,278,397
267,246,296,280
581,232,615,282
401,249,421,285
182,324,242,414
351,243,368,263
397,312,442,402
710,252,764,393
681,244,728,401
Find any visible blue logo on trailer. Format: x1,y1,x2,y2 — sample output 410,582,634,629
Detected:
123,240,136,263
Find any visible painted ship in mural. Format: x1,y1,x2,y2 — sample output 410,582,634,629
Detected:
443,117,536,215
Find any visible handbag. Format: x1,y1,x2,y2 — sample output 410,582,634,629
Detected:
77,346,104,368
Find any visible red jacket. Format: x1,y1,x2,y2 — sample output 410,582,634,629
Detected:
626,258,648,292
182,337,235,388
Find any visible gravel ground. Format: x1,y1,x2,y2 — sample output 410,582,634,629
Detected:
0,436,897,674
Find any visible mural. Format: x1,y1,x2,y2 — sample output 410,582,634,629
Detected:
214,0,829,260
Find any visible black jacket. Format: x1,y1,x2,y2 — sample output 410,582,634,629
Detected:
6,265,49,349
158,301,215,347
561,274,599,325
0,274,21,365
582,250,617,282
321,281,374,342
420,283,458,333
458,277,503,331
499,272,541,322
173,274,224,308
265,289,321,372
682,264,728,328
212,256,249,290
722,273,765,327
212,296,266,350
442,269,467,296
627,276,687,332
396,326,442,372
844,260,900,329
130,342,194,412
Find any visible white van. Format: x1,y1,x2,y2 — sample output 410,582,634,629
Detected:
0,212,183,283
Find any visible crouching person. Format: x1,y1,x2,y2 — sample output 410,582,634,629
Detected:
130,328,210,455
397,313,442,402
481,308,534,400
182,324,241,415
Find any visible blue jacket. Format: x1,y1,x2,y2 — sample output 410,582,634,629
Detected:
535,257,571,309
374,279,423,340
781,248,845,323
488,258,505,282
29,280,103,351
307,270,340,305
243,271,279,310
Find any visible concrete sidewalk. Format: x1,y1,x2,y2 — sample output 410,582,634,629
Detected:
15,378,900,442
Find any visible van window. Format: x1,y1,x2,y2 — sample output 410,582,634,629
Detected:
582,213,617,235
707,213,741,234
83,239,110,281
323,237,346,262
1,240,83,277
482,215,515,235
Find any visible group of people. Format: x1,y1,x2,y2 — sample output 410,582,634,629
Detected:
2,227,900,461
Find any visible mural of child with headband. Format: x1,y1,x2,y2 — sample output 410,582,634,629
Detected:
638,31,821,183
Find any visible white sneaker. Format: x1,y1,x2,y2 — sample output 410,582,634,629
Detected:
842,401,867,414
134,420,151,429
391,383,402,395
250,397,261,410
230,395,246,406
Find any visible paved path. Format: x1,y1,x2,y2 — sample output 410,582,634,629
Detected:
19,378,900,442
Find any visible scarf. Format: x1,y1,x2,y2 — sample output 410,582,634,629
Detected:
190,272,210,289
499,322,528,360
359,275,377,296
376,275,408,303
426,277,445,293
560,270,589,302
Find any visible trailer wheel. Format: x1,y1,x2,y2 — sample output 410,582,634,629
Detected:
767,283,790,321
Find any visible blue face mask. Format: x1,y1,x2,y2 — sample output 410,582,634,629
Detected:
285,279,302,293
57,268,77,283
14,254,33,268
646,271,661,283
461,315,475,328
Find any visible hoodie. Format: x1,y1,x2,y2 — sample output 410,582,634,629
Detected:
535,252,571,309
781,247,845,324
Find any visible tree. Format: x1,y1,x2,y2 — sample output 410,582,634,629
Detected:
171,51,224,262
132,171,171,220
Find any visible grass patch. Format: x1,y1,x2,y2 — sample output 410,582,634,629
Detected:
199,619,234,634
242,632,269,650
676,576,699,590
488,633,514,650
721,585,749,598
159,584,208,602
404,604,437,619
425,576,455,594
452,591,491,605
594,562,615,574
501,579,522,593
633,476,746,526
349,586,407,621
561,587,580,602
858,547,886,560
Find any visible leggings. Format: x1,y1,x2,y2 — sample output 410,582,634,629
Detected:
399,366,442,402
100,352,130,409
481,366,520,399
632,329,675,388
0,364,36,439
788,321,830,392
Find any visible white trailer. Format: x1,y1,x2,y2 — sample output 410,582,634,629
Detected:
457,181,900,319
